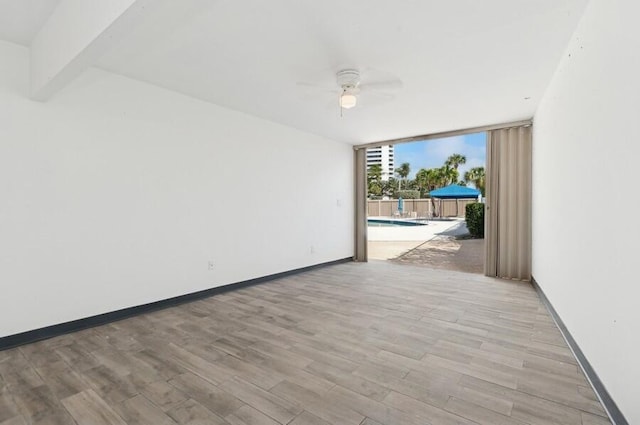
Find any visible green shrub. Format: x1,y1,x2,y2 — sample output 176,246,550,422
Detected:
465,202,485,238
397,190,420,199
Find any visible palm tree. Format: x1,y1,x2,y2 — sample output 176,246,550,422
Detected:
385,178,398,198
367,164,382,183
395,162,411,190
415,168,428,195
367,164,383,197
464,166,486,196
431,167,444,189
437,165,458,186
445,154,467,170
416,168,441,193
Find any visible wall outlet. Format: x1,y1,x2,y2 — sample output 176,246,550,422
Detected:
207,261,215,270
310,245,315,254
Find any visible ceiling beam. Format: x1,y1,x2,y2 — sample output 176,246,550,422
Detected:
29,0,152,101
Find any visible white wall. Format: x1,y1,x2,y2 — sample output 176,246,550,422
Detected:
0,40,354,338
533,0,640,422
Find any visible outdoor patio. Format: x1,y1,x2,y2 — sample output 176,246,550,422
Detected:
367,218,484,274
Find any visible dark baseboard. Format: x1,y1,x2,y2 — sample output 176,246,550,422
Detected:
531,277,628,425
0,257,353,351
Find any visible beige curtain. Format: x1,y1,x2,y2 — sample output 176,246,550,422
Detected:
354,148,368,261
485,125,532,280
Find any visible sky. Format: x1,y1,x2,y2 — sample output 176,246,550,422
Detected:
394,132,486,182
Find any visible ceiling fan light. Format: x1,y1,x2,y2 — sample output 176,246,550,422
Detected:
340,93,357,109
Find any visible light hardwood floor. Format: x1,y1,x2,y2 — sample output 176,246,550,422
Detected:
0,261,611,425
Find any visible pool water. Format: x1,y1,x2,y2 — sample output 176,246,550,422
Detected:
367,219,427,227
368,222,399,227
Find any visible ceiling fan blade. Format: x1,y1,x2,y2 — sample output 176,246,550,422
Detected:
359,79,403,92
295,81,337,93
362,91,395,101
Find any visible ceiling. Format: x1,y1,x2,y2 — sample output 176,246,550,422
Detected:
0,0,589,144
0,0,59,45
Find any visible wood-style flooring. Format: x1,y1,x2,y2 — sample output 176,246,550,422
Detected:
0,261,611,425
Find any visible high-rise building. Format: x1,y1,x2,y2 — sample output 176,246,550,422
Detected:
366,145,394,181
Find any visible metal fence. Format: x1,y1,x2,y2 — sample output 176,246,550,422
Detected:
367,198,479,218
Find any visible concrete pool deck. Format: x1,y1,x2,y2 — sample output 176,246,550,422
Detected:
367,217,468,260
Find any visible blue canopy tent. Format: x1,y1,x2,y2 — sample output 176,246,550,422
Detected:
429,184,481,217
429,184,481,199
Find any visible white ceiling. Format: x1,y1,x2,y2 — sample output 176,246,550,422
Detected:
0,0,589,144
0,0,59,45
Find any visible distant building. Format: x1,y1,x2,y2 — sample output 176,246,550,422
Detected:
366,145,394,181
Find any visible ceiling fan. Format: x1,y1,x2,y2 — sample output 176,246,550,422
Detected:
297,68,402,115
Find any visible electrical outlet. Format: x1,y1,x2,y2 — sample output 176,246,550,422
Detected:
310,245,315,254
207,261,214,270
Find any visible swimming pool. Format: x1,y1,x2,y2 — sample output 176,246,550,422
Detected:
367,219,427,227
